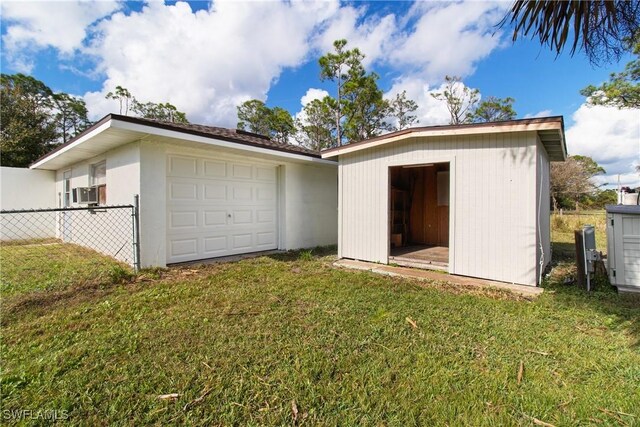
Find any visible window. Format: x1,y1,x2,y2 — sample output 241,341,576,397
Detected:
90,161,107,205
63,170,72,207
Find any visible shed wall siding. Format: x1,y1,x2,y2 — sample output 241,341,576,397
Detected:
339,132,539,286
536,137,552,283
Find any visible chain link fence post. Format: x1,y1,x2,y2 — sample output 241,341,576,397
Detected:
133,195,141,272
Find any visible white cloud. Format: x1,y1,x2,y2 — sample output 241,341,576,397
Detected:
300,88,330,107
389,1,508,80
294,88,330,128
1,0,121,71
313,1,506,79
312,5,398,67
82,1,341,125
566,104,640,188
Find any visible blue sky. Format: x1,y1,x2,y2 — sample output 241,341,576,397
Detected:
1,0,638,187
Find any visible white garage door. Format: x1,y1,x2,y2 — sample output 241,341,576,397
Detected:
166,154,278,263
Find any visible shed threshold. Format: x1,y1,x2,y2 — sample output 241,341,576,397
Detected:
334,259,543,298
389,245,448,271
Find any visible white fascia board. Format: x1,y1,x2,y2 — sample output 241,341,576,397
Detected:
30,120,113,170
321,122,563,158
111,120,337,166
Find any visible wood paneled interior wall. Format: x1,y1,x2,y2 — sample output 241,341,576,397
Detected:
390,164,449,247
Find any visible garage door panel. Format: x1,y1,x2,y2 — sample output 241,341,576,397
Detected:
256,231,276,246
170,182,198,200
204,210,227,226
232,164,253,179
166,154,278,264
170,238,198,258
256,187,274,201
256,166,276,182
203,183,227,200
169,156,198,177
232,233,253,250
232,210,252,224
169,211,198,229
232,186,253,201
203,236,228,254
256,209,275,223
204,160,226,177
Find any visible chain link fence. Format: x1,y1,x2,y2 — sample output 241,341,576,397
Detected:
0,204,140,293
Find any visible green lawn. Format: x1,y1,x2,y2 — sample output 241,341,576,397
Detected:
1,216,639,425
0,241,133,298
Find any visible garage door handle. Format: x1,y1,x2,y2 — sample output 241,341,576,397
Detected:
227,214,232,218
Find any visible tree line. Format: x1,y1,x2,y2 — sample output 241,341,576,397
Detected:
237,39,518,153
0,76,189,168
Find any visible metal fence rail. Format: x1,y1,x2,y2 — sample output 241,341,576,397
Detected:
0,204,140,285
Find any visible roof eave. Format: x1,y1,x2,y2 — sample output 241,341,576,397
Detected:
30,115,115,170
321,118,566,159
31,115,336,171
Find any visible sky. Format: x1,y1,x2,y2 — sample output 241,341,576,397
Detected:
1,0,638,188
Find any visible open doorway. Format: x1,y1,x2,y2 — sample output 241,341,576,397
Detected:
389,162,450,270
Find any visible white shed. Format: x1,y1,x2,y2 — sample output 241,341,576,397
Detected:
30,114,338,267
606,205,640,293
321,117,566,287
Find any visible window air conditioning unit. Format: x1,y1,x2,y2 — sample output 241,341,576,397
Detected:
72,187,98,204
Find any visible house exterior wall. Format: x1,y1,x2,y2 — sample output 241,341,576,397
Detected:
1,167,56,210
54,142,141,207
338,132,542,286
48,138,337,268
138,140,167,267
536,137,552,283
137,139,338,267
52,143,141,264
0,167,57,240
281,162,338,250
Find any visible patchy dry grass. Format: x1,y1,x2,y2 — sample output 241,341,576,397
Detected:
550,211,607,261
1,229,639,425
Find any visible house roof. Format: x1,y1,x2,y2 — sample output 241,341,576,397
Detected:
31,114,324,170
321,116,567,161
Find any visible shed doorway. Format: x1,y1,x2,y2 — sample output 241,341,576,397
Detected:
389,163,450,270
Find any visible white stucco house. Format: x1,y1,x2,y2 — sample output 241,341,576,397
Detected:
321,117,566,287
26,114,338,267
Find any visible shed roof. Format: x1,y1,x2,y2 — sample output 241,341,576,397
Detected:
321,116,566,161
31,114,323,170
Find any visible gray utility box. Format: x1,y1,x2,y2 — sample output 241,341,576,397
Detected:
606,205,640,293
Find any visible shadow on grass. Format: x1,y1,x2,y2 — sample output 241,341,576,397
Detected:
267,245,338,262
551,242,578,262
545,279,640,348
545,240,640,348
